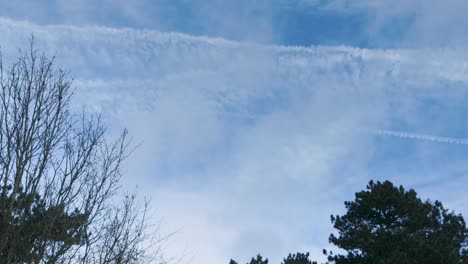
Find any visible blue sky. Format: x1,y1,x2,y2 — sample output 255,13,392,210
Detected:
1,1,468,263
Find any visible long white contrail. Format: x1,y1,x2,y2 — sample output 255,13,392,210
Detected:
367,128,468,146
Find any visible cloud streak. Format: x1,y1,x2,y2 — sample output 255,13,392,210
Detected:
368,129,468,146
1,16,468,263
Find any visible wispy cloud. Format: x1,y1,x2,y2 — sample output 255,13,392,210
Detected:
1,16,468,263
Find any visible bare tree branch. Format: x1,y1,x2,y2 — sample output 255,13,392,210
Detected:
0,38,163,264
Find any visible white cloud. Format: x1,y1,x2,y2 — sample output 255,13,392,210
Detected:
1,16,468,263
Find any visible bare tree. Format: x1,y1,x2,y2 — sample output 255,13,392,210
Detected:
0,40,162,263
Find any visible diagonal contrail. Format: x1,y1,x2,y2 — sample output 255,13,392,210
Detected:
367,128,468,146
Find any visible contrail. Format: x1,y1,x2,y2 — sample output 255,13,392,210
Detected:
367,128,468,146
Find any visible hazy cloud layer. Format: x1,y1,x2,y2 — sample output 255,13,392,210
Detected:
1,17,468,263
2,0,467,48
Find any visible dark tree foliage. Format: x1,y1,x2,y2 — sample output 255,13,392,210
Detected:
282,252,317,264
248,254,269,264
327,180,468,264
230,254,269,264
231,252,317,264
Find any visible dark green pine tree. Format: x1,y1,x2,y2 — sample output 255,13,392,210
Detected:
327,180,468,264
248,254,269,264
230,254,269,264
282,252,317,264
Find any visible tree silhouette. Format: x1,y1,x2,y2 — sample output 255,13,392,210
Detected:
282,252,316,264
327,180,468,264
230,254,269,264
230,252,318,264
0,40,161,263
249,254,269,264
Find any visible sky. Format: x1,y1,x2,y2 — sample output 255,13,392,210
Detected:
1,1,468,263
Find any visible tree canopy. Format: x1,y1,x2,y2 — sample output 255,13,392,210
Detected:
230,252,317,264
327,180,468,264
282,252,316,264
233,180,468,264
230,254,269,264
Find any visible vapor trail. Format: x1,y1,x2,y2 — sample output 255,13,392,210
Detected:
368,129,468,146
